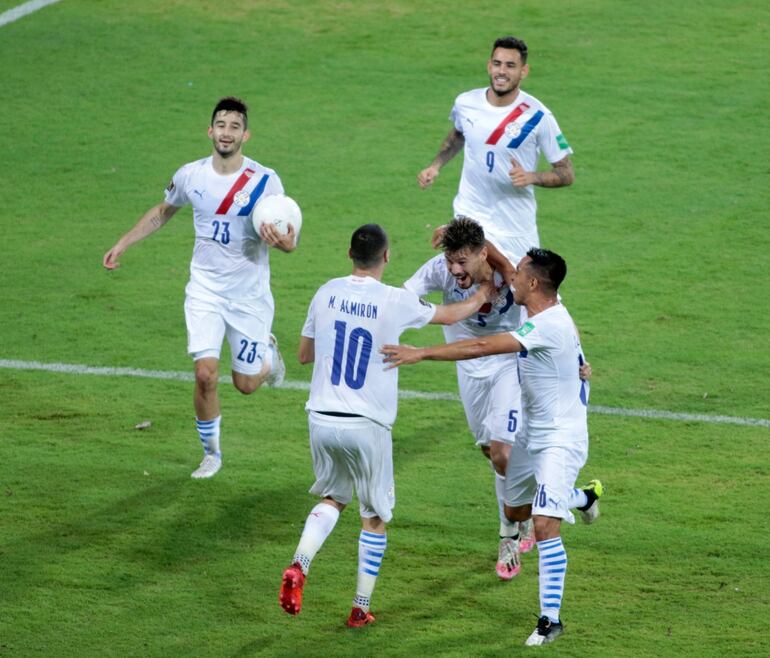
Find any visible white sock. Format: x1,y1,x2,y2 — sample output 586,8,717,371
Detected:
537,537,567,623
354,530,387,612
569,488,588,509
292,503,340,575
196,416,221,457
494,472,518,538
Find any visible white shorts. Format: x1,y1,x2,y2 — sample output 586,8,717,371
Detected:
307,411,395,523
184,294,273,375
504,436,588,524
457,362,522,447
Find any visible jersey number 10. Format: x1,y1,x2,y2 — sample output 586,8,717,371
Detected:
331,320,373,390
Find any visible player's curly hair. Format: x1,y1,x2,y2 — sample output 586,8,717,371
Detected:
440,217,486,254
211,96,249,129
350,224,388,268
492,36,528,63
526,247,566,293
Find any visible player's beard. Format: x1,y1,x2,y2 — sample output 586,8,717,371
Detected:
214,139,241,158
489,76,518,97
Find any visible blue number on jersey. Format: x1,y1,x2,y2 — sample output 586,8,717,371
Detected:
486,151,495,173
331,320,373,390
212,220,231,245
237,339,257,364
507,409,519,433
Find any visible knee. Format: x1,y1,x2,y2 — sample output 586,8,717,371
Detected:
195,364,219,392
490,452,507,475
504,505,531,523
234,378,259,395
532,516,560,542
489,442,510,476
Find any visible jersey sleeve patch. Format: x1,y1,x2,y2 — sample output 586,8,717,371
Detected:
516,321,535,337
556,133,570,150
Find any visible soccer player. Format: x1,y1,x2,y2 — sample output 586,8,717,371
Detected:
382,248,602,646
103,97,295,479
417,36,574,266
403,217,527,580
279,224,496,627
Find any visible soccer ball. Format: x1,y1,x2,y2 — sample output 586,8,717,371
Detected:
252,194,302,242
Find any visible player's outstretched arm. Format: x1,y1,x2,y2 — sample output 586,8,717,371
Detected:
484,239,517,287
382,332,523,368
430,279,497,325
103,201,179,270
417,129,465,188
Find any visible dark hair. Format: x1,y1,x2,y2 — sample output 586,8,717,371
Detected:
440,217,486,253
491,36,528,63
350,224,389,268
211,96,248,129
525,247,566,293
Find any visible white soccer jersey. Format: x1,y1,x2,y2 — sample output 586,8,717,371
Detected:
302,275,436,428
164,156,284,301
450,88,573,260
512,303,589,446
404,254,520,377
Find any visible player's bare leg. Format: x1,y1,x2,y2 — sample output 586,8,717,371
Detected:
192,357,223,478
484,441,519,579
231,334,284,394
280,498,345,615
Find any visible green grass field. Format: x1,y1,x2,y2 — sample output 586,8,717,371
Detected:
1,0,768,656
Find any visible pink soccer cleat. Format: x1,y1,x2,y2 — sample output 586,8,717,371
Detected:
279,563,306,615
495,537,521,580
347,607,376,627
519,519,535,554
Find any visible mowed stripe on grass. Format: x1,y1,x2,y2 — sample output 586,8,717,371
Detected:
2,358,767,428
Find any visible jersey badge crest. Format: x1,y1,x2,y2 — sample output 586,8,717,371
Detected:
504,121,522,139
233,190,251,207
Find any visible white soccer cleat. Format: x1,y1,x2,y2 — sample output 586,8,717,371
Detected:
265,333,285,387
519,519,536,553
191,454,222,479
495,537,521,580
525,616,564,645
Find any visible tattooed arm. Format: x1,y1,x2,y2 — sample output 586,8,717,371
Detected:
417,128,466,188
103,201,180,269
508,155,575,189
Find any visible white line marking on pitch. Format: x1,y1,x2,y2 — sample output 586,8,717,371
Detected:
0,0,61,28
1,358,767,428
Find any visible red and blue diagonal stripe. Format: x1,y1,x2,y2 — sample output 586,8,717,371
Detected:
506,110,544,148
215,167,256,215
237,174,269,216
485,102,530,145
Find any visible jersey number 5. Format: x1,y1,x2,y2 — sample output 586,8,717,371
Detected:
331,320,372,390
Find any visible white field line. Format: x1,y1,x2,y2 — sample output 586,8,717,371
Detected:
2,359,768,428
0,0,61,28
